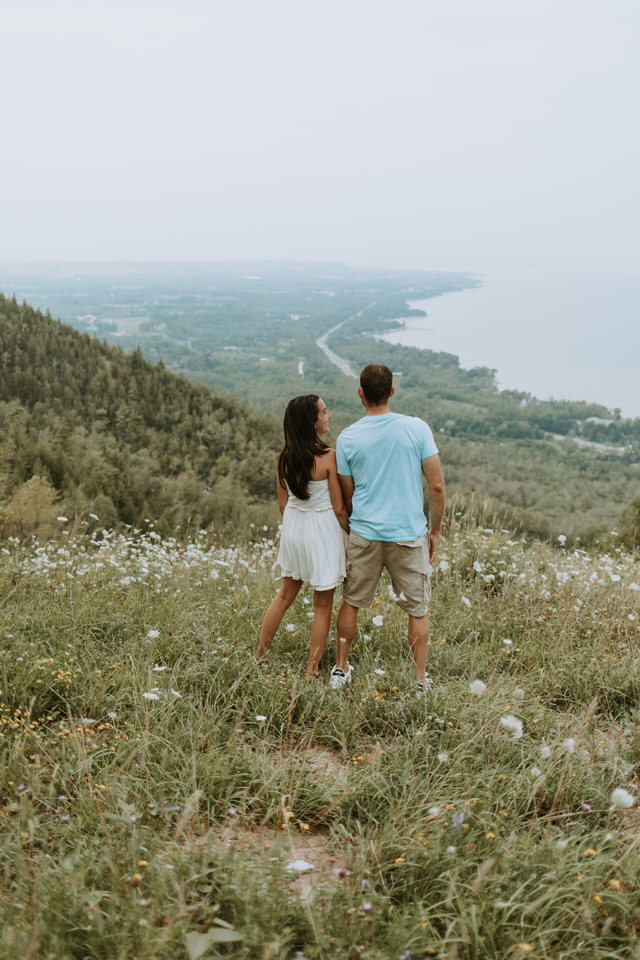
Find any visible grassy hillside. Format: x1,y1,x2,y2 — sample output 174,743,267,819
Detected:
1,526,639,957
0,294,280,537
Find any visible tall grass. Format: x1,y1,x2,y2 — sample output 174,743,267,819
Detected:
1,523,639,959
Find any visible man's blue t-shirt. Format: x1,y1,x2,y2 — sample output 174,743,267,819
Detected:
336,412,439,542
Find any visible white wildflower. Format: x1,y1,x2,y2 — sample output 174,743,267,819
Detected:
502,638,513,647
512,687,525,701
561,738,576,755
469,679,487,696
610,788,635,810
558,535,567,544
629,582,640,592
530,766,542,778
170,689,182,698
428,805,441,818
56,516,69,522
255,715,267,722
437,751,449,764
539,744,551,760
500,715,523,740
438,559,449,572
374,669,386,676
556,838,569,850
153,665,168,672
461,596,471,609
285,624,297,632
146,629,160,639
446,845,456,855
372,615,384,627
142,692,161,701
286,860,314,872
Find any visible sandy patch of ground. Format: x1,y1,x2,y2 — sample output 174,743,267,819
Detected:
200,821,350,901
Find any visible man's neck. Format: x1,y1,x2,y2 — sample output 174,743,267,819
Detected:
363,402,392,417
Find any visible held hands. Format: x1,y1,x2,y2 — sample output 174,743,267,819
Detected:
428,530,440,564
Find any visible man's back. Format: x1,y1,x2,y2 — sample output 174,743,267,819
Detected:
337,411,438,542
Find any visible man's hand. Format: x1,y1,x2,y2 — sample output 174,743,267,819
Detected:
428,529,440,564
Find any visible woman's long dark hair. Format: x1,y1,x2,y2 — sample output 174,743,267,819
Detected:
277,394,329,500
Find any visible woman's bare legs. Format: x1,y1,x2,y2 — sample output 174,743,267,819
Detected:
257,577,303,657
306,588,335,678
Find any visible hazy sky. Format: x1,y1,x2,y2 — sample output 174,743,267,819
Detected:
3,0,639,266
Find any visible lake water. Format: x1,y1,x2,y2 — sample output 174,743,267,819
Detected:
380,265,640,418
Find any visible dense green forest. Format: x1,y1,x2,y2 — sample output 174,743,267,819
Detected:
0,261,639,546
0,294,280,537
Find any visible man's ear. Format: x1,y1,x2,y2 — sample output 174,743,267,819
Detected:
390,386,395,397
357,386,365,401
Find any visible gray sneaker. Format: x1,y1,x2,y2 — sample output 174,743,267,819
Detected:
329,663,353,689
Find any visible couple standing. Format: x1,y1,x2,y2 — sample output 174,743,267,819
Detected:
257,363,445,695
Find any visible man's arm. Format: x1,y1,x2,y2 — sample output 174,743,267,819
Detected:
338,474,354,516
422,454,445,563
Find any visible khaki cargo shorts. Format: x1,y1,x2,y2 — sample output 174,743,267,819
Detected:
343,531,432,617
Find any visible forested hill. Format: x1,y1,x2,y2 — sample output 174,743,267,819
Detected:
0,295,280,536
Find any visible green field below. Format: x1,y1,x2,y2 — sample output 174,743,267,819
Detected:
2,525,639,958
2,264,638,545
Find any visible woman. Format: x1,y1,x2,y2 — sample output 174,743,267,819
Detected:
257,394,349,678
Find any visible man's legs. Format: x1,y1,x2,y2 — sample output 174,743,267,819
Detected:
334,534,382,677
385,538,432,684
335,601,359,672
408,612,430,681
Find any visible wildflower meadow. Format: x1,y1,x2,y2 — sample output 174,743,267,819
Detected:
1,521,640,959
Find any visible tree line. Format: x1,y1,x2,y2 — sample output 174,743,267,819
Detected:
0,295,281,538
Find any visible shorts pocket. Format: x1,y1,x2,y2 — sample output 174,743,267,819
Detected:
348,530,371,548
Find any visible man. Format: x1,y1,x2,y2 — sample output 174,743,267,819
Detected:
332,363,445,695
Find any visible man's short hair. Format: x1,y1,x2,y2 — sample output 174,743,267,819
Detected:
360,363,393,405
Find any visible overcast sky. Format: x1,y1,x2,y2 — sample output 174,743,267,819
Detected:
2,0,639,266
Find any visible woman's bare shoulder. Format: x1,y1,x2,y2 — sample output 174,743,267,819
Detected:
311,447,336,479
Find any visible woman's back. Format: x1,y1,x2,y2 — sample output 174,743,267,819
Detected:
285,477,332,512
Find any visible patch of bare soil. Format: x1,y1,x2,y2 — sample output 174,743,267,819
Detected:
301,744,349,783
201,822,350,901
267,741,350,783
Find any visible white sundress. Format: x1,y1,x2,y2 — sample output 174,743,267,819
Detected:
276,479,346,591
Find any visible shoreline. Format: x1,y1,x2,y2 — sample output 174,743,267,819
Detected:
377,267,640,419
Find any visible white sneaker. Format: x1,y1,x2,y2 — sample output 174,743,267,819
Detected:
414,673,433,698
329,663,353,689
